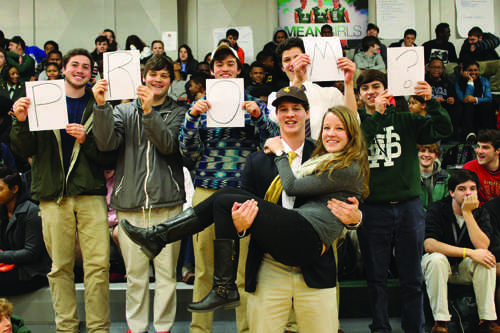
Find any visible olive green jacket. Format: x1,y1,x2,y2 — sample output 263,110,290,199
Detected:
10,91,116,202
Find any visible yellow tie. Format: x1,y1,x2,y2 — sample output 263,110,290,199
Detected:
264,151,297,204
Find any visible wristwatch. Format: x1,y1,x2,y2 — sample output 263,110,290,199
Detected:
275,150,287,157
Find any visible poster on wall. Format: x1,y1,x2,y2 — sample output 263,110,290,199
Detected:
277,0,368,40
455,0,495,38
162,32,178,52
376,0,416,40
213,27,254,64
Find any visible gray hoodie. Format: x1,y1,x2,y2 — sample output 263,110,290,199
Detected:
93,97,187,211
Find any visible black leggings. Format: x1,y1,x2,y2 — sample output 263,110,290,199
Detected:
193,187,323,267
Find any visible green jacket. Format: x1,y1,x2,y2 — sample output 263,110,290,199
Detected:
360,98,453,203
11,314,30,333
6,51,35,82
419,160,450,211
10,90,116,202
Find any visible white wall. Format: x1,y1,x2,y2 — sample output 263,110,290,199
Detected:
183,0,499,63
182,0,278,61
0,0,498,63
0,0,179,59
368,0,500,51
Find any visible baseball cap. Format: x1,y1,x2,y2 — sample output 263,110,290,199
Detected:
210,44,240,67
272,86,309,109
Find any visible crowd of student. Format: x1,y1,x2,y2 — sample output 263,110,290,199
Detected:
0,19,498,333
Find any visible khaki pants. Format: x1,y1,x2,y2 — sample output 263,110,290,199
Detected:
40,196,110,333
422,252,497,321
247,254,338,333
190,187,249,333
117,206,182,333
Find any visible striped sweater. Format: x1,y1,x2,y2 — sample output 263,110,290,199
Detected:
179,94,279,189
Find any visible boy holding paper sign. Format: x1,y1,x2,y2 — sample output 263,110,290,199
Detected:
269,37,357,140
179,44,278,333
92,54,188,333
10,48,114,333
355,69,453,333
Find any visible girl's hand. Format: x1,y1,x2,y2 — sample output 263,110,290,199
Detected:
232,200,259,233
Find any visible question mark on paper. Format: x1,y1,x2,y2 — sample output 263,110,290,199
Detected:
396,49,419,88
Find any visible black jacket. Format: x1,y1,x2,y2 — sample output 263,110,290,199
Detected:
459,32,500,62
0,81,25,103
242,139,337,292
0,184,50,280
425,196,492,266
482,196,500,259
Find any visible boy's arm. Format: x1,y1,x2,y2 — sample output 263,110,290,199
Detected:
10,97,38,158
476,78,492,104
339,57,357,115
474,33,500,52
414,98,453,143
143,105,186,155
360,89,392,143
374,54,385,71
93,103,125,151
247,97,279,147
10,119,37,158
179,102,206,163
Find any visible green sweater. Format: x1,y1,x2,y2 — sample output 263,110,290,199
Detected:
360,98,452,203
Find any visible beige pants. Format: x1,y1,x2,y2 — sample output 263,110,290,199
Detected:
190,187,249,333
247,254,338,333
422,252,497,321
117,206,182,333
40,196,110,333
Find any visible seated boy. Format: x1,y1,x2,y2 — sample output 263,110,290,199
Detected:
246,62,267,97
422,169,500,333
354,36,385,71
418,143,449,211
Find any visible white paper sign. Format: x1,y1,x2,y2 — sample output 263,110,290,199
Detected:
103,50,141,101
162,31,178,52
376,0,416,39
25,80,68,131
303,37,344,82
455,0,495,38
387,46,424,96
206,78,244,128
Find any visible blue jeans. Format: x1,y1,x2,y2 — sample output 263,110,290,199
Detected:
358,197,425,333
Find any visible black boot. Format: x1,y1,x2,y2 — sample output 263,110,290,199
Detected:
187,239,240,312
119,207,204,260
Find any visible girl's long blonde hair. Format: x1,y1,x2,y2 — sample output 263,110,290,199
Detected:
311,106,370,199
